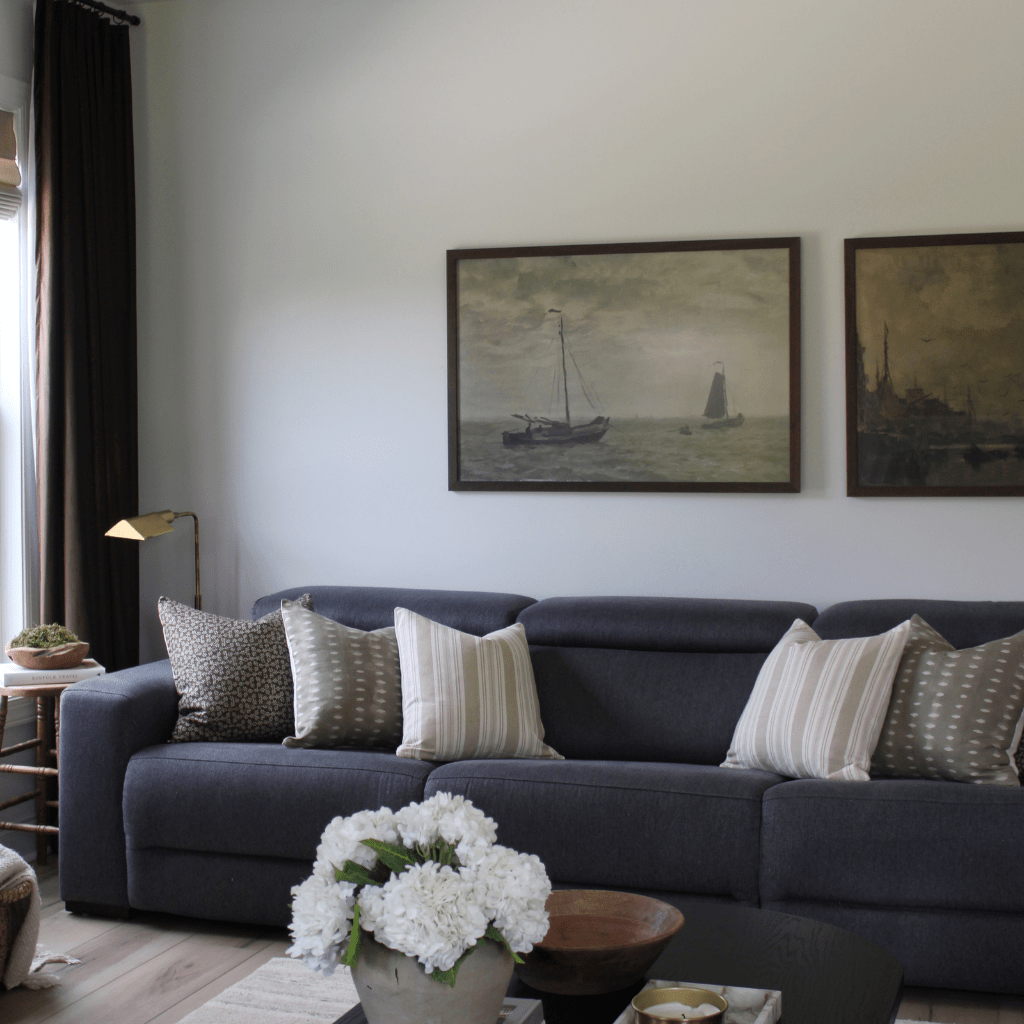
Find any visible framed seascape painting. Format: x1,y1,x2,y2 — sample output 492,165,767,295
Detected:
846,230,1024,496
447,238,801,492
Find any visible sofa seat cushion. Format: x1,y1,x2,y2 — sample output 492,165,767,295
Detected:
123,744,434,862
761,778,1024,914
126,848,309,927
425,759,786,904
759,898,1024,995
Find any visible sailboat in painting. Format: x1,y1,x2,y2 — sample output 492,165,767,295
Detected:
502,312,610,447
701,362,744,430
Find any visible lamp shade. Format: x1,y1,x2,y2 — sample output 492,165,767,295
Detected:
105,510,175,541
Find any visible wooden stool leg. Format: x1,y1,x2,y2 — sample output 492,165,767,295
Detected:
35,696,47,866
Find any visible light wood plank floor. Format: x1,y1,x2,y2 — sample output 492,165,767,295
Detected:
1,868,1022,1023
2,867,290,1024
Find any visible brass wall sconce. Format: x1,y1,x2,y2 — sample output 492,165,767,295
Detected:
106,510,202,610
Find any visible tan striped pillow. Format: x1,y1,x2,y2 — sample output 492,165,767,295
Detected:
394,607,562,762
721,617,911,781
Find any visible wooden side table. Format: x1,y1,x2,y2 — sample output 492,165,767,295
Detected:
0,682,73,865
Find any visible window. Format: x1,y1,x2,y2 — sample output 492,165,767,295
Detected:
0,83,38,857
0,90,31,652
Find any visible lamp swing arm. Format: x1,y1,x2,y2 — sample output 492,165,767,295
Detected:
172,512,201,611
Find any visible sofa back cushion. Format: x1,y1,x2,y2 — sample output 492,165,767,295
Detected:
252,585,536,637
518,597,818,764
814,599,1024,649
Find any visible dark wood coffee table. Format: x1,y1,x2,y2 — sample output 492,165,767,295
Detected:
335,900,904,1024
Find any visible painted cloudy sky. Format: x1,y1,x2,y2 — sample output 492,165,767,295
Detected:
456,248,793,420
856,242,1024,421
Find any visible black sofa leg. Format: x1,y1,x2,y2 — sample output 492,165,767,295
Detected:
64,900,134,919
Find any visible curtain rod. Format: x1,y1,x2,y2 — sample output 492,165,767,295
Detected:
70,0,141,26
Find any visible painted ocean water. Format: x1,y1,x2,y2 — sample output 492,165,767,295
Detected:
458,417,791,484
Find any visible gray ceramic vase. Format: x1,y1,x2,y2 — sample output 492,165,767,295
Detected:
351,932,514,1024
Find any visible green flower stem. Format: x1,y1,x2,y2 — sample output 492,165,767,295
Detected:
428,932,520,987
485,925,524,964
341,905,362,967
429,938,483,987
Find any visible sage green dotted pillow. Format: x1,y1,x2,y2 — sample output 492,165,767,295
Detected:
280,599,403,750
871,615,1024,786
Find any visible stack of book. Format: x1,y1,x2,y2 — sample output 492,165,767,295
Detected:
1,660,105,687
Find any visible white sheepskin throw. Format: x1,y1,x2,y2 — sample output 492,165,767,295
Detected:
0,844,78,989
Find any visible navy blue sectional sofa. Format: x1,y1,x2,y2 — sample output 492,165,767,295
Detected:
58,587,1024,995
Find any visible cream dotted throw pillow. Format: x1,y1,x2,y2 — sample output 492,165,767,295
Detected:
871,615,1024,786
281,599,403,750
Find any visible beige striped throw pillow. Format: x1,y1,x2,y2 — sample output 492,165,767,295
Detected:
721,617,911,781
394,607,562,762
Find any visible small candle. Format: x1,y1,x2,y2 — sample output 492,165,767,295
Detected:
645,1003,690,1018
643,1002,722,1020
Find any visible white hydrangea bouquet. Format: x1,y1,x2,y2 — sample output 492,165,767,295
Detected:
287,792,552,987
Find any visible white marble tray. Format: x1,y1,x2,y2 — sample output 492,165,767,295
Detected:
612,979,781,1024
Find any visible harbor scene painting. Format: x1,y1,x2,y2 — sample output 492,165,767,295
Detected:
847,232,1024,496
448,239,801,492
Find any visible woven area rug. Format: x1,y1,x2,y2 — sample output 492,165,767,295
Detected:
178,956,359,1024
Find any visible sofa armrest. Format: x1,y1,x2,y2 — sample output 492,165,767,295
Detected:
58,660,179,913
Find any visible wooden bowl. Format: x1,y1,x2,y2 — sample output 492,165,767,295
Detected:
515,889,684,996
5,641,89,670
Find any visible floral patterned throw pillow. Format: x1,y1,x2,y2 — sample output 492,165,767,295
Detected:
159,593,313,742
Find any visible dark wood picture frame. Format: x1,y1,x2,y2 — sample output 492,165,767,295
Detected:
846,230,1024,496
447,237,801,492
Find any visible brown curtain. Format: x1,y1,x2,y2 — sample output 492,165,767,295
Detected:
35,0,138,671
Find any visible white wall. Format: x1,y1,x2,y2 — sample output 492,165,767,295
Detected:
127,0,1024,662
0,0,32,84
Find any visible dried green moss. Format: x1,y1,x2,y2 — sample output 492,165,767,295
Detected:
8,623,79,649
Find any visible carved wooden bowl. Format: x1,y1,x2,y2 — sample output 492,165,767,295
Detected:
515,889,685,996
5,641,89,670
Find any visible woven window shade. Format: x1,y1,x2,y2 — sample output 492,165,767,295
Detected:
0,110,22,220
